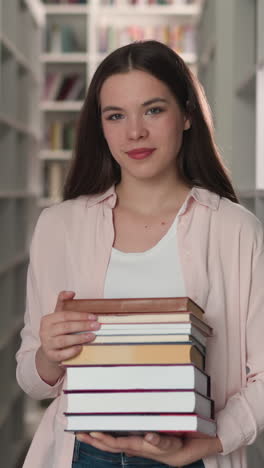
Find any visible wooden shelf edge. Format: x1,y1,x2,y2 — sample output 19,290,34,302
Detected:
239,189,264,199
44,4,88,15
40,149,72,160
25,0,46,27
0,33,40,83
0,191,38,199
99,4,201,18
41,101,83,112
41,52,89,63
38,197,62,208
0,113,41,140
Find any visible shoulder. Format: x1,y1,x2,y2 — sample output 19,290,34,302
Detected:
36,187,116,228
215,196,264,251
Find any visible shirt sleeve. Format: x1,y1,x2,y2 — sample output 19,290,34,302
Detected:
16,208,68,400
216,216,264,455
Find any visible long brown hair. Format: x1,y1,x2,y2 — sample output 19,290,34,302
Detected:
63,40,238,203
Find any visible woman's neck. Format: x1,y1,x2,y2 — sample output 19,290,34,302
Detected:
115,174,191,216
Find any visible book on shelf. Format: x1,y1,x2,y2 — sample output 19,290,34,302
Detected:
64,389,214,419
65,364,210,394
98,24,196,55
64,413,216,437
45,119,76,150
43,160,69,200
43,72,85,101
62,343,204,368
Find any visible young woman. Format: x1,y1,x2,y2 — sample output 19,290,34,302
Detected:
16,41,264,468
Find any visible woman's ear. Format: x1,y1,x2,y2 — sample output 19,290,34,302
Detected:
184,116,191,131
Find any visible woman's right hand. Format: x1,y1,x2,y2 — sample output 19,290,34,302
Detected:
36,290,100,385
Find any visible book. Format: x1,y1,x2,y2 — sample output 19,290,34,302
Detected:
62,343,204,369
65,364,210,394
64,390,213,419
63,297,204,319
93,318,212,337
64,413,216,437
96,312,203,324
90,333,206,351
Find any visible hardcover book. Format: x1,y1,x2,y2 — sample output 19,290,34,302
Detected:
62,343,204,369
64,413,216,437
64,390,214,419
63,296,204,319
65,364,210,395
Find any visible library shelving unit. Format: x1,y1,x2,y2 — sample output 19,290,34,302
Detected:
198,0,264,224
40,0,203,207
0,0,45,466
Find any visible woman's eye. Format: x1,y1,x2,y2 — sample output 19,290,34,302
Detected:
146,107,164,115
107,113,123,121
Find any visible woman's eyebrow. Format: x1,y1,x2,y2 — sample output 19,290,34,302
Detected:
101,97,168,113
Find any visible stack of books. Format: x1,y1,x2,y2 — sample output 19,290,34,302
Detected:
62,297,216,437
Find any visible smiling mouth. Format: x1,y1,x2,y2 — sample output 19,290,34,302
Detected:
126,148,155,160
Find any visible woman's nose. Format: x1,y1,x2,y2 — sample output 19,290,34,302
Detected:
126,118,149,140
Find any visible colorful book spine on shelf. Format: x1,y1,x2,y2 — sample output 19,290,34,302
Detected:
98,24,196,54
45,24,82,53
43,160,69,200
45,120,76,150
43,73,85,101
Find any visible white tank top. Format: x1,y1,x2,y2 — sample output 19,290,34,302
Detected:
104,212,186,299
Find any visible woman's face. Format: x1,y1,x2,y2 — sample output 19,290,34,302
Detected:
100,69,190,182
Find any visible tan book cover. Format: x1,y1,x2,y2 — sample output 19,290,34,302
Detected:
63,343,204,369
63,297,204,320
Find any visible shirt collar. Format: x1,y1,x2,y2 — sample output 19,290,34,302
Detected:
179,186,220,215
80,185,220,212
80,185,117,209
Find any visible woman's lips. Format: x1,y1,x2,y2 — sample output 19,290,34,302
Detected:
126,148,155,160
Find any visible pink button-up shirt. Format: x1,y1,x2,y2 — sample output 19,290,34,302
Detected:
16,186,264,468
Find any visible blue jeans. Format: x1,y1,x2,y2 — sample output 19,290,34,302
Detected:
72,439,205,468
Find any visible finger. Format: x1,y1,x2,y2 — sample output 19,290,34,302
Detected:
49,310,98,325
52,332,97,350
77,433,122,453
54,291,76,313
50,345,83,363
144,433,182,451
51,320,100,337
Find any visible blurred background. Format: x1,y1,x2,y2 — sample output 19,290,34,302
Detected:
0,0,263,466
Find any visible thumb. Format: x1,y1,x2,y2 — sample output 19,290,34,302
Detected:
55,290,75,312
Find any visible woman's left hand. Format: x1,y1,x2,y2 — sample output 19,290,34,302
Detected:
76,431,223,466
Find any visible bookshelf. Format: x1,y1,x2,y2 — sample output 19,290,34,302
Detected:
0,1,45,465
40,0,203,207
198,0,264,224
